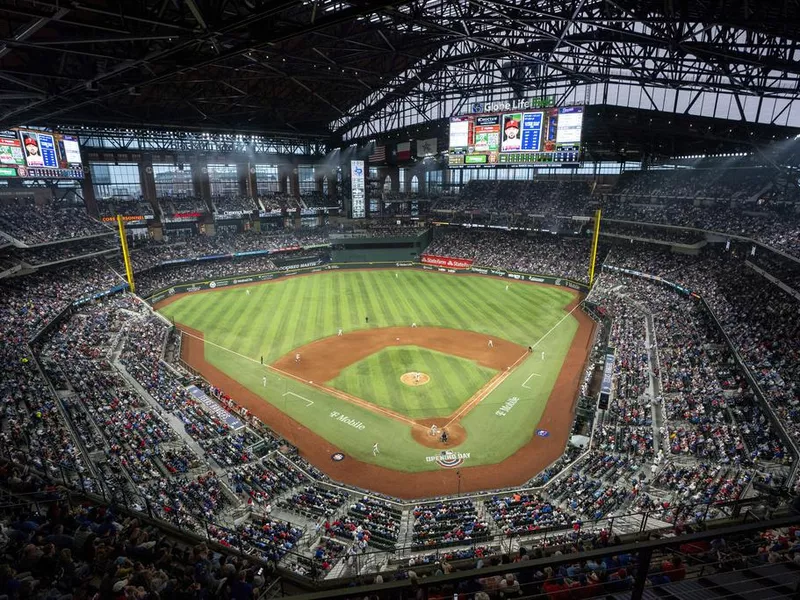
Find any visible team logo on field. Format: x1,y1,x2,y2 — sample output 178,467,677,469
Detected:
331,452,345,462
536,429,550,437
426,450,470,468
209,281,216,288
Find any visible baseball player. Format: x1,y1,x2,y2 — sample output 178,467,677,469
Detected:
262,375,267,387
429,424,438,437
541,351,545,360
338,328,343,336
411,322,417,328
295,353,301,364
488,339,494,348
246,289,251,296
372,442,379,456
395,273,398,278
505,285,509,291
414,372,421,384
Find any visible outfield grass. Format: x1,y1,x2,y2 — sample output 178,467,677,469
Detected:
328,346,497,419
160,269,580,472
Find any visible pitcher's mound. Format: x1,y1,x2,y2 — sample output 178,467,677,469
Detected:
401,372,430,386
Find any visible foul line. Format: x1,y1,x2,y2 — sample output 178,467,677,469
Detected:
443,300,585,429
178,327,423,429
282,391,314,407
443,349,529,429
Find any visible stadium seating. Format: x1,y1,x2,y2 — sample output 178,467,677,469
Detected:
1,220,799,594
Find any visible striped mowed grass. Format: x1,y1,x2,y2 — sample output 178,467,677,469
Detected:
158,269,574,364
328,346,497,418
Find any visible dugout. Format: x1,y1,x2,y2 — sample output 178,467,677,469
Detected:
329,230,432,263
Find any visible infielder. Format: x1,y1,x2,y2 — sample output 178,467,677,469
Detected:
488,339,494,348
411,322,417,328
338,328,343,336
372,442,379,456
295,353,301,364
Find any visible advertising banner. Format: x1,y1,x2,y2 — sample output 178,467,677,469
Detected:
421,254,474,269
350,160,365,219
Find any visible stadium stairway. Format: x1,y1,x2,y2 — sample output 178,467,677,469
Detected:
607,562,800,600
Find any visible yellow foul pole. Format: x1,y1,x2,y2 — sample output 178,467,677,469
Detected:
117,215,136,294
588,208,602,286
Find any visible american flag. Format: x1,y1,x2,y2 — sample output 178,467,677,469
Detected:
368,144,386,163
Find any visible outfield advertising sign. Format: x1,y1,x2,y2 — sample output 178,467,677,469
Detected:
421,254,474,269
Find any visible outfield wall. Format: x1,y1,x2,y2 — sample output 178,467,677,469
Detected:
145,260,589,304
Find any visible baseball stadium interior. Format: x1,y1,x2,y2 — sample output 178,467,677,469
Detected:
2,1,800,599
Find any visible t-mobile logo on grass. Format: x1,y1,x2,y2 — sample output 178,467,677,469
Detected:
496,396,519,417
329,411,366,430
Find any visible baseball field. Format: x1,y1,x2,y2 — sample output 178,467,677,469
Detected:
156,268,594,496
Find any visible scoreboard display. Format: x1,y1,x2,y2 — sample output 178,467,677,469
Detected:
448,106,583,167
0,129,84,179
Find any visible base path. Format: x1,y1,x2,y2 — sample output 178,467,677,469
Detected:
178,295,596,498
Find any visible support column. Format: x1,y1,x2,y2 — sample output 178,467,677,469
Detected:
278,165,291,194
81,169,99,218
236,163,251,197
191,159,211,208
139,155,157,214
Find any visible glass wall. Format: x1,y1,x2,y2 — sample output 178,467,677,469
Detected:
153,163,194,197
89,163,142,200
255,165,279,193
207,164,239,196
298,166,316,194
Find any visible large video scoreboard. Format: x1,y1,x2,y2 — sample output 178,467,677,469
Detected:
448,105,583,167
0,129,84,179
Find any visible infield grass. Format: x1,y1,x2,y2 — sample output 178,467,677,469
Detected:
328,346,497,419
159,269,580,472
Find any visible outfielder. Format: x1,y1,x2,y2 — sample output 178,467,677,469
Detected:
541,351,545,360
372,442,379,456
262,376,267,387
246,289,251,296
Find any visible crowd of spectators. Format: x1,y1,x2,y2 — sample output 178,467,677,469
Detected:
411,499,490,550
0,201,110,244
433,180,594,215
0,479,273,599
613,167,770,200
426,228,593,281
1,216,800,592
14,235,116,266
97,198,155,218
125,230,326,272
158,197,209,214
600,220,705,244
212,195,259,212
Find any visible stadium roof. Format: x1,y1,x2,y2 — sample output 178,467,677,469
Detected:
1,0,800,143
